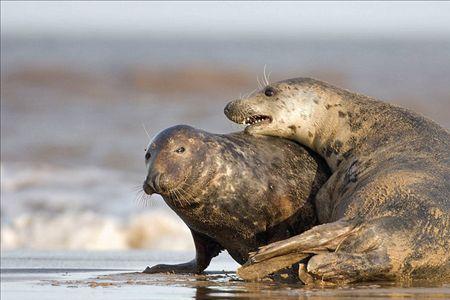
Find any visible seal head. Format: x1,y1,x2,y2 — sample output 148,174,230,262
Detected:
143,125,213,207
224,79,320,144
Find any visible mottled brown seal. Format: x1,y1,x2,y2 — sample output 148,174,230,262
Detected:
141,125,329,274
224,77,450,283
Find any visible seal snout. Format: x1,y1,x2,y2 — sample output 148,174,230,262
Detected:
142,181,155,195
224,100,272,127
224,100,243,123
143,173,163,195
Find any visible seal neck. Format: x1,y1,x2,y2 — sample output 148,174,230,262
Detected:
293,92,356,171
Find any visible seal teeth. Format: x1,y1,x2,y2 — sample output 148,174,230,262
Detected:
244,115,271,125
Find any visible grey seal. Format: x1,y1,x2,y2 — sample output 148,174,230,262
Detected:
224,77,450,283
142,125,330,275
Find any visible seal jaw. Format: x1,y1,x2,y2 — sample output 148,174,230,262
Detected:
224,100,272,132
235,113,273,135
242,114,273,134
244,118,274,135
243,115,272,126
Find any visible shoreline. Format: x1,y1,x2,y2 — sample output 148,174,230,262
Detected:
2,251,449,300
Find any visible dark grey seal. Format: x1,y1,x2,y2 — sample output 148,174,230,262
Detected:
141,125,329,275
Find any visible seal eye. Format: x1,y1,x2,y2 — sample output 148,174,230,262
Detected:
175,147,185,154
145,152,151,160
264,87,275,97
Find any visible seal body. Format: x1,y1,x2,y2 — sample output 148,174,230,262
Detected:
225,77,450,283
142,125,330,274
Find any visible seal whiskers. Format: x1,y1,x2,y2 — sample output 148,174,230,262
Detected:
135,189,153,208
262,64,271,87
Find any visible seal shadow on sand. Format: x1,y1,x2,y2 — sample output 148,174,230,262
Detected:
44,271,450,300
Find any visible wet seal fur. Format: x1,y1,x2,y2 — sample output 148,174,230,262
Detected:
225,77,450,283
141,125,329,274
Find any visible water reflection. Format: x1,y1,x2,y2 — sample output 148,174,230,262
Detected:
192,276,450,300
48,270,450,299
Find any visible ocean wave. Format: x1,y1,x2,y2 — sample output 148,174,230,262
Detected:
1,163,193,251
1,162,156,217
1,211,192,251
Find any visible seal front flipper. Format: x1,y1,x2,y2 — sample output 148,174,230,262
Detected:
249,219,357,263
237,252,310,281
143,259,198,274
143,229,223,274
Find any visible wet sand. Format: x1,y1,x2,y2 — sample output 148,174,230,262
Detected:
1,251,449,299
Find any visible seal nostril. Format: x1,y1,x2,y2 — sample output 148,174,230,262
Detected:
224,103,231,115
175,146,185,153
224,102,234,114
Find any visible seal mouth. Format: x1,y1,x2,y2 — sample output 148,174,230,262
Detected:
143,182,155,195
243,114,272,126
224,101,272,127
144,173,164,195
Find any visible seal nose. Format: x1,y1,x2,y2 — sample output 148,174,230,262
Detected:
143,172,157,195
224,100,245,122
224,101,236,118
142,181,155,195
144,173,163,194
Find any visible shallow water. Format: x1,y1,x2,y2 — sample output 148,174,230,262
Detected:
1,251,449,300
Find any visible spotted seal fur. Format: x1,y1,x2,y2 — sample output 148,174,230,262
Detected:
225,77,450,283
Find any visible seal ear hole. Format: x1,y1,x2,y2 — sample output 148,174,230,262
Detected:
175,146,186,154
264,86,276,97
145,152,151,160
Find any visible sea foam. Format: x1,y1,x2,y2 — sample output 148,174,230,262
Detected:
1,163,192,251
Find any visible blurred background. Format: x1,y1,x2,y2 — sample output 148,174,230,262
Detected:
2,2,450,251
